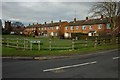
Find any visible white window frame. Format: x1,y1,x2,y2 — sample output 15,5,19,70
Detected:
56,26,59,30
98,24,102,29
106,23,111,29
89,25,92,30
51,27,54,30
70,26,74,30
82,25,86,30
76,26,79,30
65,26,68,30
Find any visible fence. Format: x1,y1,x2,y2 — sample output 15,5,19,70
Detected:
0,37,118,51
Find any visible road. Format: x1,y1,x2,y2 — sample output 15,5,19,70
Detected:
2,49,119,78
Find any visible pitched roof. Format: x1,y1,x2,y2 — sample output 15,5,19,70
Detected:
68,18,109,26
43,21,67,27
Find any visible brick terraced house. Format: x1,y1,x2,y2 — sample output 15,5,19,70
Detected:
64,16,111,38
23,20,68,38
4,16,112,38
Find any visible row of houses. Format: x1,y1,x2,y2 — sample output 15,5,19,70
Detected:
4,15,112,38
23,15,111,38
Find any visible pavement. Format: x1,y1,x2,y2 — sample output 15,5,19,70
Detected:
2,49,119,60
2,49,119,78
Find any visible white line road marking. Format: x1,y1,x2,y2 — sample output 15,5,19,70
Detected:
43,61,97,72
113,57,120,60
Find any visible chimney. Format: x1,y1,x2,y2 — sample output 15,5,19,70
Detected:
33,23,34,25
86,17,88,21
37,22,38,24
29,24,30,26
51,21,53,24
59,20,61,23
74,18,76,22
45,22,46,24
100,15,103,20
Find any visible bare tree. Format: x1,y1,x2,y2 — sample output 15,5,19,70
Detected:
89,1,120,36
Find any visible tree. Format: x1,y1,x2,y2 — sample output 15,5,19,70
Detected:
12,21,24,27
89,1,120,36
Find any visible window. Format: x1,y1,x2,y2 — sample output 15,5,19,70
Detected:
39,28,40,30
98,24,102,29
82,25,86,30
65,26,68,30
89,25,92,30
70,26,74,30
76,26,79,30
41,28,43,30
45,27,46,30
51,27,54,30
106,23,111,29
48,27,50,30
56,26,59,30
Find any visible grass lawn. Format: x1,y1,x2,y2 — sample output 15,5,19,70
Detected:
2,35,118,57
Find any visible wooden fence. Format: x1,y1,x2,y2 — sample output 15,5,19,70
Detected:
0,37,118,51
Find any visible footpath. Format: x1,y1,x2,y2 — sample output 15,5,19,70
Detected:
2,49,118,60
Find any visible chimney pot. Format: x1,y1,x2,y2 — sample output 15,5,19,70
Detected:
86,17,88,21
51,21,53,23
100,15,103,20
74,18,76,22
59,20,61,23
45,22,46,24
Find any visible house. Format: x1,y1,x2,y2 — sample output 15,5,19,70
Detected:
23,20,68,38
64,15,111,39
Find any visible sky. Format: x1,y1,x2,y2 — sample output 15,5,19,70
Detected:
1,0,120,27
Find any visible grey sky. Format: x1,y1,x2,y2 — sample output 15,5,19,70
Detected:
2,2,94,26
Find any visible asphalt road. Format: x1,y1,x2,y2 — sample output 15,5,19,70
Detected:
2,49,119,78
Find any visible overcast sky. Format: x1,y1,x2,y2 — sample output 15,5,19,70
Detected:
1,0,119,26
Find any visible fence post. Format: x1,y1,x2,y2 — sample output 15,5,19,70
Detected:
94,37,97,48
16,38,19,49
116,37,118,44
72,39,75,50
24,38,25,50
38,41,40,50
30,41,32,50
49,39,52,50
85,37,88,47
7,38,9,47
103,39,105,45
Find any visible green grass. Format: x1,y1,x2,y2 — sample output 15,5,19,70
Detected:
2,44,118,57
2,35,119,57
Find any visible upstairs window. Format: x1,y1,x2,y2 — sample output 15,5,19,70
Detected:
65,26,68,30
48,27,50,30
51,27,54,30
82,25,86,30
89,25,92,30
70,26,74,30
106,23,111,29
98,24,102,29
76,26,79,30
56,26,59,30
45,27,46,30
